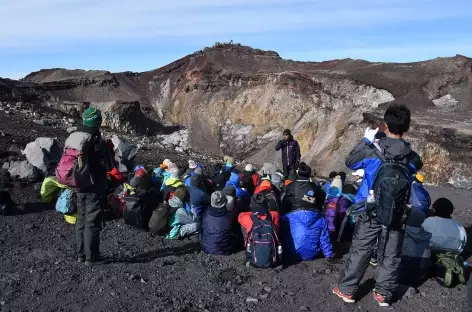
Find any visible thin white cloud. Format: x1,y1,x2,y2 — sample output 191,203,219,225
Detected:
0,0,470,50
290,41,472,62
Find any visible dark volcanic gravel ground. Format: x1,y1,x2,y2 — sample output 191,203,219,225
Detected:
1,110,471,312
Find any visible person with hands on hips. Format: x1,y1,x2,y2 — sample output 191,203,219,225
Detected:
275,129,301,178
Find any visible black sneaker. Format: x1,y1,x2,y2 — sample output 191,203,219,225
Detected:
77,255,86,263
370,258,378,267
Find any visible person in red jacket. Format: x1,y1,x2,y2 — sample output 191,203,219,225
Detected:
238,193,280,242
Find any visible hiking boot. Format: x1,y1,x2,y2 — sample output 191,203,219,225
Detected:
372,291,390,307
77,255,86,263
332,287,355,303
370,258,378,267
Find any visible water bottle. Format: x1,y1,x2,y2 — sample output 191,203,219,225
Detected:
366,190,375,214
247,243,251,252
277,245,283,255
367,190,375,204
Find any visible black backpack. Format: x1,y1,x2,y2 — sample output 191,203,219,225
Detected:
369,145,412,229
123,190,156,230
246,213,281,268
148,202,175,236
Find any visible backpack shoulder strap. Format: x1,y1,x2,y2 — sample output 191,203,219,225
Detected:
368,144,386,163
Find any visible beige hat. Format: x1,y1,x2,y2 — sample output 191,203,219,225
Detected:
331,176,343,189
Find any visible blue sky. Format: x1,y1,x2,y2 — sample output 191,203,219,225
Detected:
1,0,472,79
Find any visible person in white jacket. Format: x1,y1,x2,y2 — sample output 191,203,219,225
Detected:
422,198,467,254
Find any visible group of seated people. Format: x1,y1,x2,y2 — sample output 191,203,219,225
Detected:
123,156,467,280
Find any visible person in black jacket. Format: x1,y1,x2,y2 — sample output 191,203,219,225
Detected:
275,129,301,178
76,107,115,266
281,164,325,215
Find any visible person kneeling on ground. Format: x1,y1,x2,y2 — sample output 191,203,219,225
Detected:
282,164,325,215
281,183,335,262
200,191,235,255
238,193,280,242
254,178,280,212
423,198,467,287
166,187,198,239
225,172,251,209
188,169,210,217
163,167,183,202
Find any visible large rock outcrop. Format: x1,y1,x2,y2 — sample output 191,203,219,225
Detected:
1,43,471,187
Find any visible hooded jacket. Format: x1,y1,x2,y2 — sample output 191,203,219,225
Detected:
254,180,280,212
201,207,233,255
188,175,211,216
281,209,333,261
166,196,197,239
225,172,250,201
346,137,423,203
282,179,325,214
275,137,301,167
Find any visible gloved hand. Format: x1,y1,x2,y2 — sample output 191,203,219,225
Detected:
327,256,339,265
363,127,379,144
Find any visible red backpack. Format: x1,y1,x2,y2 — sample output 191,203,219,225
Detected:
55,131,94,189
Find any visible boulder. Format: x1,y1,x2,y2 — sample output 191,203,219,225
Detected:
111,135,139,173
2,160,41,182
23,137,61,175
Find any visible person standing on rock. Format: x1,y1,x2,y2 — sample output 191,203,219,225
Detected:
75,107,115,266
275,129,301,178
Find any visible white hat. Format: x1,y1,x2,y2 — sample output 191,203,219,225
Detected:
352,169,365,177
188,160,197,169
245,164,254,172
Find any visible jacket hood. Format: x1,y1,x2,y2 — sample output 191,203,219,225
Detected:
378,137,412,160
165,178,183,187
168,196,184,208
227,172,240,186
254,180,272,194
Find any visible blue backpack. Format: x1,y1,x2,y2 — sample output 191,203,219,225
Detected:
55,189,76,214
246,213,281,268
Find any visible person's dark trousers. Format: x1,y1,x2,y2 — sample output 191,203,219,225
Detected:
338,213,405,302
283,165,296,179
76,192,104,261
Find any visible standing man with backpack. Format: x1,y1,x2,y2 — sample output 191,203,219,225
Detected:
73,108,115,265
332,104,423,307
275,129,301,178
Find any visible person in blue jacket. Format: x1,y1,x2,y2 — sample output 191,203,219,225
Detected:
281,187,335,262
333,104,423,307
200,191,233,255
188,170,210,217
225,172,250,206
410,173,431,214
